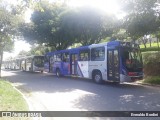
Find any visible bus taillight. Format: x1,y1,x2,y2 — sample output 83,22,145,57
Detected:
128,72,137,76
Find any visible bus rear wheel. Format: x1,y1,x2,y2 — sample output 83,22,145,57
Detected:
93,71,103,84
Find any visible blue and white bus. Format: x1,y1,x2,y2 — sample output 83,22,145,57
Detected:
3,55,45,72
21,55,44,72
3,58,21,70
44,41,143,83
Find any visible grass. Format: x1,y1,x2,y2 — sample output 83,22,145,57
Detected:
140,43,160,52
140,42,160,48
0,79,28,111
143,76,160,85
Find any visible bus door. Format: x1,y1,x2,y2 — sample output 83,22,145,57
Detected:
21,59,26,71
61,52,70,75
50,55,55,73
107,49,120,81
70,53,78,75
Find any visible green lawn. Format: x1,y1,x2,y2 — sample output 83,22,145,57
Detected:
0,80,28,111
140,42,160,48
140,42,160,52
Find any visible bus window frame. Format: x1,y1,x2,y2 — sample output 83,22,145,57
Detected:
79,49,90,61
62,52,69,62
91,46,105,61
55,53,62,62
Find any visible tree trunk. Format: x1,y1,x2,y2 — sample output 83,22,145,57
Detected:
157,37,160,51
149,38,151,47
142,40,147,48
0,49,3,78
141,38,147,48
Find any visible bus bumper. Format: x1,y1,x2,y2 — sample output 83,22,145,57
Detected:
120,74,143,82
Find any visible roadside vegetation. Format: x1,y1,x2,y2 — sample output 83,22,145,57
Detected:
143,76,160,85
0,80,28,111
140,42,160,52
141,47,160,52
140,42,160,48
142,52,160,85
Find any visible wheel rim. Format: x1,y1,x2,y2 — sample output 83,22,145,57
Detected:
95,74,101,82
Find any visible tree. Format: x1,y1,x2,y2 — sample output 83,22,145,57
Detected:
60,7,118,46
29,44,55,55
20,1,74,50
17,50,31,57
0,1,22,77
21,1,119,50
154,31,160,49
122,0,160,46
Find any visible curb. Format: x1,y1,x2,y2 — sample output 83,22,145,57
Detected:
12,86,33,112
12,86,44,120
135,82,160,87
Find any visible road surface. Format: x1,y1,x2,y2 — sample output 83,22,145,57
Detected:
2,70,160,120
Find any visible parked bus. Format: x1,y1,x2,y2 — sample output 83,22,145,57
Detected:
3,60,11,69
3,55,44,72
21,55,44,72
46,41,143,83
13,58,21,70
3,59,21,70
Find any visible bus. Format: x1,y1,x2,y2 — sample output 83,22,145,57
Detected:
3,59,21,70
3,60,10,69
21,55,44,72
3,55,44,72
45,41,143,83
12,58,21,70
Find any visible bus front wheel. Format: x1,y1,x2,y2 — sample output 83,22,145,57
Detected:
93,71,103,84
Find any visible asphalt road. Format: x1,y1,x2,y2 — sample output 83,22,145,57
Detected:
2,70,160,120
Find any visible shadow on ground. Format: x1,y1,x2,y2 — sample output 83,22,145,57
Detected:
2,70,160,112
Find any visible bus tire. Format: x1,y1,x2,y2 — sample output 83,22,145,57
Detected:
93,71,103,84
56,69,61,77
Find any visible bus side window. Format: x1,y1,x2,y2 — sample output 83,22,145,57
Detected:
62,53,69,62
80,52,85,61
79,49,90,61
44,55,49,63
91,47,105,61
56,53,62,62
50,56,54,64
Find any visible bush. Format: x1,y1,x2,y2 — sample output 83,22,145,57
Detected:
141,47,160,52
142,52,160,76
143,76,160,85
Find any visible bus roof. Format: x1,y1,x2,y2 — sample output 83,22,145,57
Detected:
44,40,139,55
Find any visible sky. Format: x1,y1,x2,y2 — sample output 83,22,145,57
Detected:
3,0,123,60
3,40,31,60
67,0,120,14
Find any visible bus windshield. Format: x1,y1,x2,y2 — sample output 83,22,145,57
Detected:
121,48,143,72
34,56,44,67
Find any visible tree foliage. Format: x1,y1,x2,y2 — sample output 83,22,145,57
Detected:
21,1,118,50
19,0,160,53
122,0,160,40
0,1,23,77
20,1,72,50
61,7,118,46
